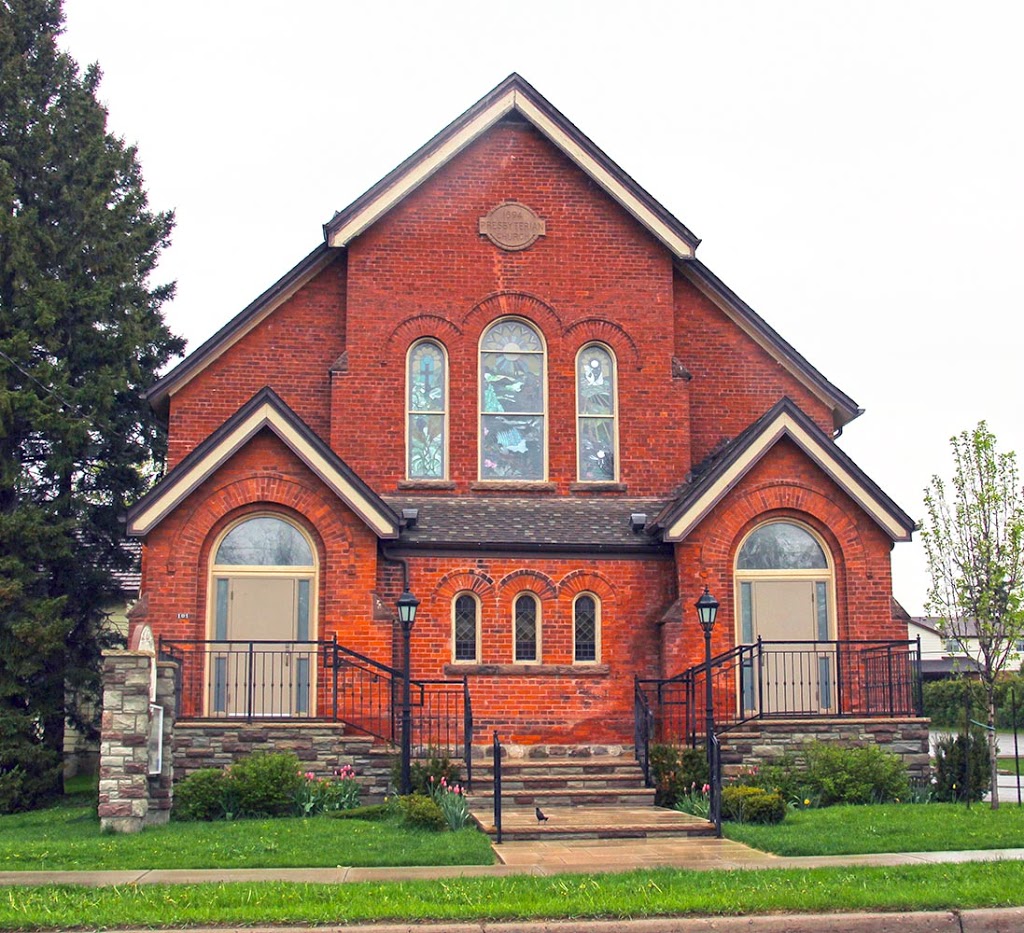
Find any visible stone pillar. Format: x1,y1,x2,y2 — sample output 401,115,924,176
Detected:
98,651,152,833
145,661,177,825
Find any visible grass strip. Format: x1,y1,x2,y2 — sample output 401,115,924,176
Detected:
724,802,1024,856
2,863,1024,929
0,805,493,871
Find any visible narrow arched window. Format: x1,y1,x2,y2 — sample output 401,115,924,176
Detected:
576,344,617,482
480,318,546,480
452,593,479,663
573,593,599,663
514,593,540,662
407,340,447,479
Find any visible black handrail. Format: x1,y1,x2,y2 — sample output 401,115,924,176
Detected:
634,676,654,786
709,731,722,837
492,730,503,845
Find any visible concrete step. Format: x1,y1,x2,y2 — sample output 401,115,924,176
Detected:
469,804,715,841
471,786,656,808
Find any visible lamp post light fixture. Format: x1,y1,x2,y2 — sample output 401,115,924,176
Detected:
397,590,420,795
695,586,719,773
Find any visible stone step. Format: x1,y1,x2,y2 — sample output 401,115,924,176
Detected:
491,775,648,792
470,786,656,808
470,804,715,841
475,757,645,778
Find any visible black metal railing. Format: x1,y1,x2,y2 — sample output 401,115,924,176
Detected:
636,637,923,751
159,637,473,767
634,676,655,786
709,731,722,837
492,730,503,845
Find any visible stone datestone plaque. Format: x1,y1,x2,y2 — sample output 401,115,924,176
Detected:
479,201,546,251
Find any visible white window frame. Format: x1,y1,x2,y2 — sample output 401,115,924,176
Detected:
406,338,450,480
451,592,481,664
513,592,542,663
572,591,601,664
574,343,619,483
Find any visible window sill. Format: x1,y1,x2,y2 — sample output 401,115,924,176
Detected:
470,482,557,493
443,663,609,677
398,480,457,490
569,482,627,493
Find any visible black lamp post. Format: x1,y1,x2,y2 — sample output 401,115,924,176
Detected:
397,590,420,795
695,586,719,773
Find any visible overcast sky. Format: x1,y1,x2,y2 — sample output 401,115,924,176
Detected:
60,1,1023,614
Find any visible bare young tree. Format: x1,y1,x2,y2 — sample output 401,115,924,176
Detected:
923,422,1024,808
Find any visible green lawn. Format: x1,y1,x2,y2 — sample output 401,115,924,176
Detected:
3,863,1024,929
0,800,493,871
724,802,1024,856
998,756,1024,775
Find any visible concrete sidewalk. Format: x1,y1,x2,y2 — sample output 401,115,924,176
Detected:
2,836,1024,886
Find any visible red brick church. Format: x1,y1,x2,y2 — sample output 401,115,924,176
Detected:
126,74,917,765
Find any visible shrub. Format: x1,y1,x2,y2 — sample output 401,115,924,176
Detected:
732,755,805,802
394,753,462,797
226,752,305,818
0,712,61,814
721,785,785,823
398,793,447,830
923,675,1024,730
173,768,230,821
934,731,990,803
325,803,390,821
649,744,709,808
802,742,909,805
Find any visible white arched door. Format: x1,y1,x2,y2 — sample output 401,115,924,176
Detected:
735,521,836,714
208,515,317,717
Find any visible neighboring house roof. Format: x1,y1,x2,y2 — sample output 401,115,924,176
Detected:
650,398,916,543
127,387,401,539
921,657,982,676
383,496,670,553
144,76,859,431
112,539,142,596
910,616,982,639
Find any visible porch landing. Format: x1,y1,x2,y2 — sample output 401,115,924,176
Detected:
468,803,715,842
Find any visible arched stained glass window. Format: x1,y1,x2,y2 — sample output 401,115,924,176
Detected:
214,516,314,567
480,319,546,480
514,592,540,662
574,594,599,662
576,344,617,482
453,593,479,663
407,340,447,479
737,522,828,570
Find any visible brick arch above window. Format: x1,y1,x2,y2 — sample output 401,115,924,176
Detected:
434,568,496,601
381,314,461,364
496,568,557,600
563,317,642,371
557,569,616,601
462,290,563,335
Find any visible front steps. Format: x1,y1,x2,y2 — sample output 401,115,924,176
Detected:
468,754,714,841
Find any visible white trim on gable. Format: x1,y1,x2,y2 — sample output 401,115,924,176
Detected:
128,399,400,539
663,411,913,543
325,89,696,260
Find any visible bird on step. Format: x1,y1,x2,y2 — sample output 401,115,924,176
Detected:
535,806,549,822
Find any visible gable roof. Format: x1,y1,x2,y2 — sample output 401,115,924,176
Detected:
651,398,916,543
127,388,400,539
145,75,858,428
323,73,700,259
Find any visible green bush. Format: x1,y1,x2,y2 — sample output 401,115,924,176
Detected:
0,712,61,814
172,768,230,821
721,785,785,824
732,755,805,801
229,751,306,817
393,753,462,797
398,793,447,830
649,744,709,808
923,675,1024,729
934,731,991,803
802,742,909,805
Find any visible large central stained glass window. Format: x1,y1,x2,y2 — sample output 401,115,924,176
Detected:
480,318,546,480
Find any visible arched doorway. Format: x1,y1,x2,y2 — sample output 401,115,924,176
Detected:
735,520,836,713
207,514,317,716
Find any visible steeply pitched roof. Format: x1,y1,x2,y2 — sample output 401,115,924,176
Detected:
128,388,400,539
383,495,670,553
144,76,858,429
651,398,916,543
324,73,700,259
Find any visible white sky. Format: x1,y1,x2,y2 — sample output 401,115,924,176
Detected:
61,0,1024,614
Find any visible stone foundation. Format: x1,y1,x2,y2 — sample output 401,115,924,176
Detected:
172,722,393,802
719,717,931,783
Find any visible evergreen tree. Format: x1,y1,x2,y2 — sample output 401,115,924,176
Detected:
0,0,183,809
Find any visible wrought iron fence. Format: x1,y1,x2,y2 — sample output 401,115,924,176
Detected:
159,637,472,770
636,637,923,750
